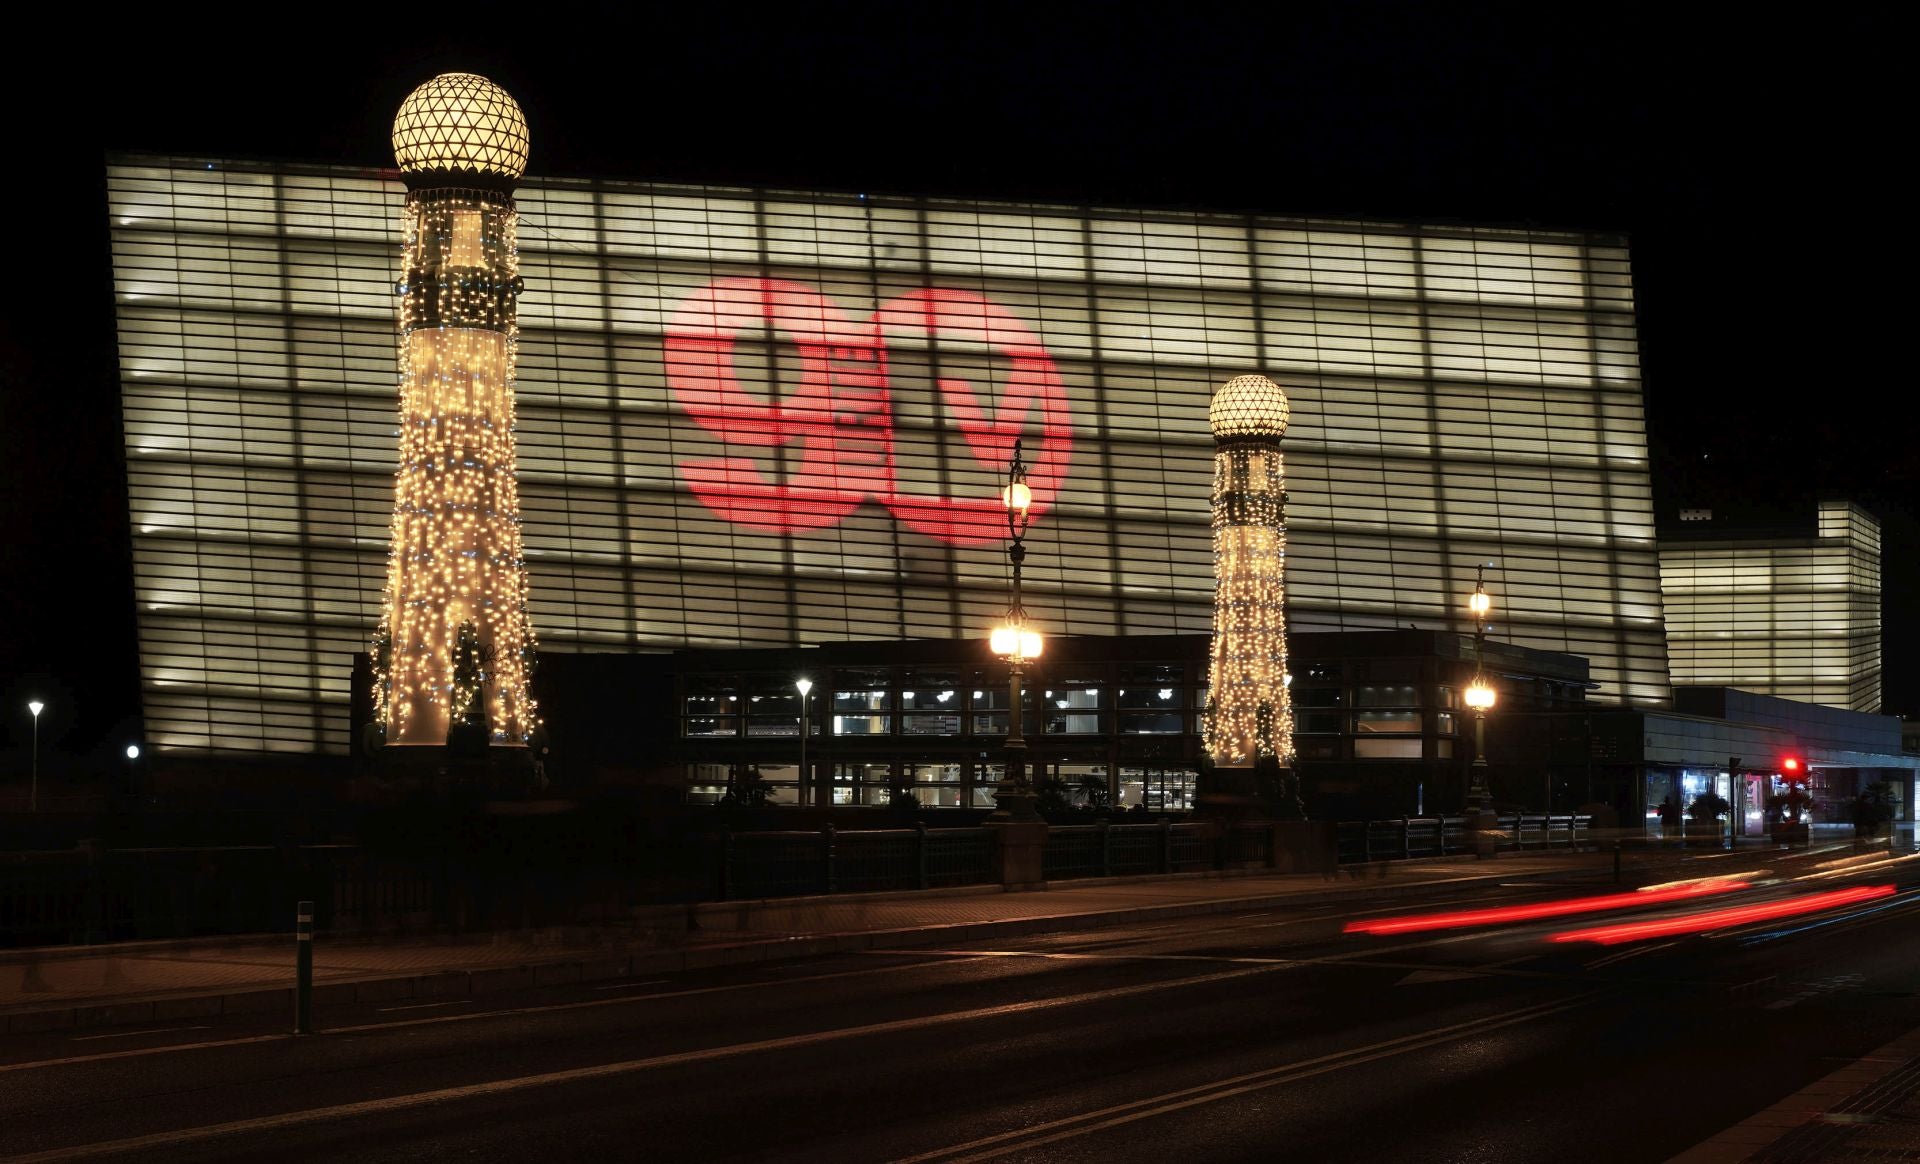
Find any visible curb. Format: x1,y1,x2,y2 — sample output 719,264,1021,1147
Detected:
0,856,1604,1034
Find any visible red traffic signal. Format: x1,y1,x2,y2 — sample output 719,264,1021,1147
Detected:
1781,757,1803,776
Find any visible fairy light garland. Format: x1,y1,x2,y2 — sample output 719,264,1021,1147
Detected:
372,74,540,748
1203,375,1296,769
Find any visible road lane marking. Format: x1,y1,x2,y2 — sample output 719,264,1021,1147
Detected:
889,993,1602,1163
0,888,1632,1078
68,1026,208,1043
0,963,1305,1162
0,1035,287,1075
374,1001,474,1013
0,954,997,1075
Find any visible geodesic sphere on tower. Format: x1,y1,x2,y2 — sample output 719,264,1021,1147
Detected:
392,73,530,182
1209,374,1290,440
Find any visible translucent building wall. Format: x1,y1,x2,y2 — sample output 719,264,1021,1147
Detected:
107,156,1670,753
1661,500,1882,712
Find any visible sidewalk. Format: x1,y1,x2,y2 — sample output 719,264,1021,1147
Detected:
0,851,1612,1034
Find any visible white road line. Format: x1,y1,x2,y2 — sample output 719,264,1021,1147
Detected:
889,993,1601,1163
374,1001,474,1013
0,955,966,1075
0,1034,287,1074
0,963,1300,1163
68,1026,208,1043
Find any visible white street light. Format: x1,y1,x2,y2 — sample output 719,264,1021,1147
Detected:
27,700,45,813
795,678,813,802
126,744,141,761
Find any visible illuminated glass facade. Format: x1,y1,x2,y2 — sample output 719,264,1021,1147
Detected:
108,156,1670,755
1660,501,1883,712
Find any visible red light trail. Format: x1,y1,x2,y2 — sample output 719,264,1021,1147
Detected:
1548,884,1898,946
1342,880,1750,936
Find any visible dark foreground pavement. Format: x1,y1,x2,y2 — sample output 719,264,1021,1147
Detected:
0,837,1912,1164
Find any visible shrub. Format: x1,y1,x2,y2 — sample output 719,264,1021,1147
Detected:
1852,781,1895,833
1687,792,1730,824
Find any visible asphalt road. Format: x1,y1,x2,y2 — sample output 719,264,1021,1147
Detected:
2,844,1916,1163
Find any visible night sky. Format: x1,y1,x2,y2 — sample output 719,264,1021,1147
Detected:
1,5,1912,764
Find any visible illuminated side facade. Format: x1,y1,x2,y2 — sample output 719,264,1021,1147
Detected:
1660,500,1882,712
106,155,1669,755
1203,375,1295,769
373,73,539,746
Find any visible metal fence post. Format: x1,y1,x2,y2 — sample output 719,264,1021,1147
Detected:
294,899,313,1035
916,823,929,890
822,822,836,894
1162,819,1173,873
1098,819,1112,877
1402,818,1413,860
1613,840,1622,884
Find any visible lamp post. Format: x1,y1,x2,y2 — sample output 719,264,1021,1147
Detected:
795,677,813,804
27,700,44,813
1462,568,1497,853
987,440,1042,821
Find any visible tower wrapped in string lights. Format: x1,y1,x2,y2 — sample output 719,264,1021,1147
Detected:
370,73,539,749
1203,375,1296,782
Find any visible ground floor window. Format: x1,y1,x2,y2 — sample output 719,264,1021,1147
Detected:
906,761,965,807
1118,766,1196,811
683,761,804,806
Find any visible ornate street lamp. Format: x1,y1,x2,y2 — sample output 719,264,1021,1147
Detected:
1463,566,1498,850
795,677,813,803
987,440,1042,820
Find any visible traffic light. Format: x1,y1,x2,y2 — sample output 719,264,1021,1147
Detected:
1781,756,1804,780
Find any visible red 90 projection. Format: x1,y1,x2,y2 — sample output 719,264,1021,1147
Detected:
665,277,1073,545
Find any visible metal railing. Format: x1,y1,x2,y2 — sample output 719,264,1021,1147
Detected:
718,825,995,900
2,813,1595,945
1335,814,1592,864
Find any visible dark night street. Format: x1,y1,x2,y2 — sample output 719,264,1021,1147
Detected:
2,845,1915,1162
0,14,1915,1164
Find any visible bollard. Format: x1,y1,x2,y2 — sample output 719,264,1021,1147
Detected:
822,822,836,895
294,899,313,1035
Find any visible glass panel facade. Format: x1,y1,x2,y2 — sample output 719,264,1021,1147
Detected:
108,157,1670,754
1660,501,1883,712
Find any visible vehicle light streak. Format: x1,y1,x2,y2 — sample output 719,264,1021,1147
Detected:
1736,889,1919,945
1636,873,1768,893
1795,852,1920,881
1549,884,1897,946
1342,880,1750,935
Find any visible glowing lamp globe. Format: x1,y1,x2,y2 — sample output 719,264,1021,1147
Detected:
1464,680,1497,711
1209,374,1290,440
990,623,1044,659
1001,481,1032,514
392,73,530,181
